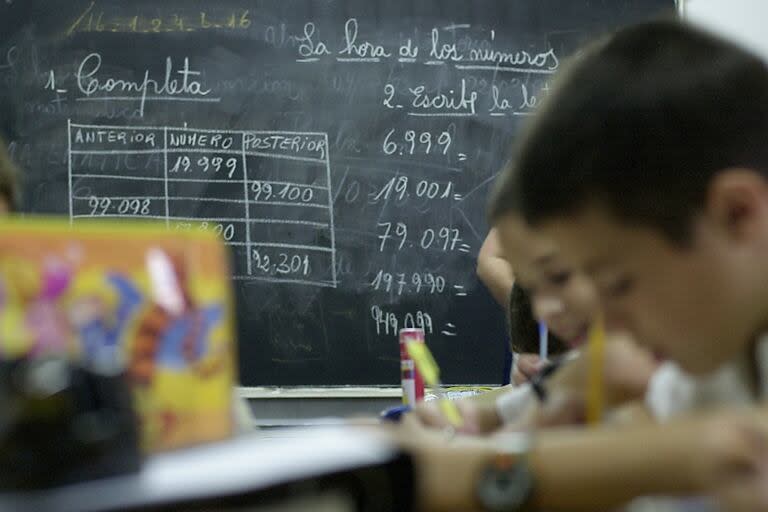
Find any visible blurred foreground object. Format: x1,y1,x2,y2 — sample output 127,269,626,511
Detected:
0,428,413,512
0,356,141,489
0,218,237,452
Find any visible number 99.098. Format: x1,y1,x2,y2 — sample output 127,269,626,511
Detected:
88,196,150,216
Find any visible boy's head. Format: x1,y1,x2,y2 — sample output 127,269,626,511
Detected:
490,20,768,375
0,137,19,214
496,214,596,347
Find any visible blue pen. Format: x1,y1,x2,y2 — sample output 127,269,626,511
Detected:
539,321,548,361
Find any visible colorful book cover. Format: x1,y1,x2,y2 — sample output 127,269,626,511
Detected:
0,218,236,453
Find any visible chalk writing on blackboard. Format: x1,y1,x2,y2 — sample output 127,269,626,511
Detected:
76,53,217,116
66,2,253,36
0,0,672,384
68,121,337,288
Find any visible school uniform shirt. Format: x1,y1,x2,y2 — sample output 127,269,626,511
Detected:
495,381,537,423
626,336,768,512
645,334,768,422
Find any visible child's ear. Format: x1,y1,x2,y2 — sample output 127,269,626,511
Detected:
706,168,768,242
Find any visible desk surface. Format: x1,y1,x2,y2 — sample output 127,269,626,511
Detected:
0,428,402,512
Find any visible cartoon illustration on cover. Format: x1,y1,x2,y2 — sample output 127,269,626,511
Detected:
0,222,235,452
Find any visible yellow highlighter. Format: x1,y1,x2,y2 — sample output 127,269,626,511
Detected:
586,314,606,425
406,341,464,428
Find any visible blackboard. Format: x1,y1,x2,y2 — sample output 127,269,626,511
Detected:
0,0,673,386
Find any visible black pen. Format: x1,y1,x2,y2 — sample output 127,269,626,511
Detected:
524,353,572,403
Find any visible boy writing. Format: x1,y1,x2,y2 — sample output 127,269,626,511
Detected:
397,20,768,511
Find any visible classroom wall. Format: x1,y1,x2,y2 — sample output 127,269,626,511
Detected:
684,0,768,62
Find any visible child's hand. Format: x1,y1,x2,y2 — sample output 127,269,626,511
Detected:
504,388,585,431
512,353,542,385
411,399,486,435
546,334,656,408
512,335,657,429
707,412,768,511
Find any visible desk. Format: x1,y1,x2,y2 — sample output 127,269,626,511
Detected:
0,428,412,512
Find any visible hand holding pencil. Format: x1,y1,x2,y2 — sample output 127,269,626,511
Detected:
405,341,464,429
521,326,655,429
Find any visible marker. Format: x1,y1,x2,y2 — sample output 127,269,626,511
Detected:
405,341,464,428
586,314,606,425
538,322,548,361
380,405,412,422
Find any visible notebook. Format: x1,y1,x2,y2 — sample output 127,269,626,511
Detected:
0,218,237,452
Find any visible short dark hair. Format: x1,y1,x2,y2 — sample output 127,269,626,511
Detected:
0,137,20,212
489,20,768,244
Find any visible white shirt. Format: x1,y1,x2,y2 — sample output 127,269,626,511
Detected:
646,335,768,422
495,383,537,424
627,336,768,512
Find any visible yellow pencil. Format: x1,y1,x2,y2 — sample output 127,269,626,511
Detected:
586,314,606,425
406,341,464,428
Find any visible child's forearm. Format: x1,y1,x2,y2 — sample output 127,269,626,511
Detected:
411,410,768,511
476,228,515,307
607,400,655,425
530,421,707,510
